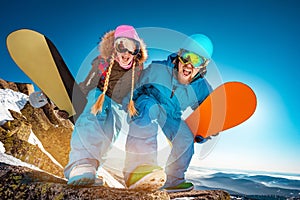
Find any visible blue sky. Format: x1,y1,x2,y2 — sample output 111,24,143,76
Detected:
1,0,300,174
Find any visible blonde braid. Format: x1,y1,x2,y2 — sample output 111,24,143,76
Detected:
127,60,138,117
91,54,115,115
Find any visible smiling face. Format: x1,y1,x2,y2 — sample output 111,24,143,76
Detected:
177,61,201,85
115,51,134,67
114,37,139,69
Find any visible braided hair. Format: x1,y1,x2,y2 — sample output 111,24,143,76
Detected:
91,53,138,117
90,54,115,115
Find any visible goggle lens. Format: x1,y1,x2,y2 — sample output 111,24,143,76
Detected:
115,37,140,55
179,49,208,68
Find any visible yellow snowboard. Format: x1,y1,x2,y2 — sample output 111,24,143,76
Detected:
6,29,86,117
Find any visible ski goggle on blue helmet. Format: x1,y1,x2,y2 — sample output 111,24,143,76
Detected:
114,37,140,55
178,49,210,68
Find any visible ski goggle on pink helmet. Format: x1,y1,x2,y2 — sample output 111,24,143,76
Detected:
114,37,140,55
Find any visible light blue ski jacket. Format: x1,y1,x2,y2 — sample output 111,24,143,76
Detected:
128,53,212,119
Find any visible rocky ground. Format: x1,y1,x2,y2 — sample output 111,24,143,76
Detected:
0,78,230,200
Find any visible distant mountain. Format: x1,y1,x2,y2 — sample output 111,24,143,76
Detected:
187,166,300,199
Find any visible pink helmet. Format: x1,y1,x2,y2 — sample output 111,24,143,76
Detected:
114,25,140,42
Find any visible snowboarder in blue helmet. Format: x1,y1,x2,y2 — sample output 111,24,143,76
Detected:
123,34,214,192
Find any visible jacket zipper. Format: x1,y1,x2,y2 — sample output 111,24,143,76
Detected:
170,85,177,98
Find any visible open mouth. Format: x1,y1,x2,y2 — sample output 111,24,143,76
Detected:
121,55,131,62
183,69,192,76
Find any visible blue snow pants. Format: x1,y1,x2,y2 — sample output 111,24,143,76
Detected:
124,95,195,187
64,88,125,179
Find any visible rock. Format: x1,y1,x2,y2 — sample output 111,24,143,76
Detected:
0,115,64,177
0,78,34,95
16,82,35,95
21,103,73,167
0,79,72,177
0,162,230,200
0,79,10,89
0,162,170,200
169,190,230,200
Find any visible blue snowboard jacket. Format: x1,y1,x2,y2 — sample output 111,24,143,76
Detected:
128,53,212,120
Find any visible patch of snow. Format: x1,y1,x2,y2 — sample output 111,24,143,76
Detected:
1,132,63,172
0,141,5,153
0,88,28,125
0,151,41,171
0,151,67,181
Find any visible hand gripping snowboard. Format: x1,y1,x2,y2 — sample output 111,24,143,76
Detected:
185,81,257,142
6,29,86,118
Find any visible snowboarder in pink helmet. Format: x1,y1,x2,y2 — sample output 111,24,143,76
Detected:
64,25,147,186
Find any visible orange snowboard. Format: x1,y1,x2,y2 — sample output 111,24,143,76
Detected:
185,82,257,140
